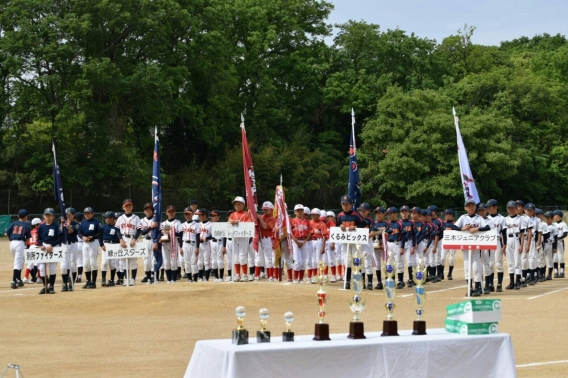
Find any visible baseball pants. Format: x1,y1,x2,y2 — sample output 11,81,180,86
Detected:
373,248,383,272
292,241,310,271
426,243,437,268
279,239,293,270
225,239,233,270
414,241,425,264
232,237,249,266
360,243,374,275
61,243,80,273
495,243,504,273
506,236,522,275
10,240,25,270
197,242,211,270
521,238,529,271
528,241,538,270
326,243,337,267
76,241,83,269
161,242,178,270
142,238,153,272
441,248,456,267
463,250,482,283
482,250,494,277
258,238,274,268
387,242,403,273
211,240,224,270
404,241,416,268
183,241,195,273
310,239,325,270
82,240,99,272
101,245,117,272
545,243,553,268
555,240,565,264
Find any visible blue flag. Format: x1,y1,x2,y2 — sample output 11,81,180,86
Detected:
151,128,163,271
453,107,480,203
52,141,66,217
348,109,362,208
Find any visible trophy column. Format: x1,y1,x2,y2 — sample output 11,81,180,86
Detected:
313,261,331,341
381,252,399,336
412,259,427,335
348,245,366,339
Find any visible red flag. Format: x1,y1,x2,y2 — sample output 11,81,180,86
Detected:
241,117,260,252
273,185,293,256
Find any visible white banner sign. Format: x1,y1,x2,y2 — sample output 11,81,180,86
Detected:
211,222,255,238
441,229,499,250
104,242,152,259
25,246,67,263
329,227,369,244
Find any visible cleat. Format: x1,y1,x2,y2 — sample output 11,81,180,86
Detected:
17,280,24,287
48,286,55,294
101,279,107,287
528,279,535,286
343,282,351,290
440,274,445,281
11,282,18,289
538,276,545,283
293,279,299,284
330,275,337,283
366,283,373,290
39,287,47,294
560,273,566,278
406,280,414,288
260,272,266,279
22,278,32,284
375,282,384,290
311,277,318,284
225,276,233,282
254,277,259,282
31,277,38,283
521,281,527,288
106,280,115,287
248,275,254,282
514,283,520,290
496,284,502,292
546,274,552,280
82,282,90,289
61,283,68,292
141,277,149,283
483,287,490,295
505,283,514,290
267,277,274,282
489,285,495,292
68,283,74,292
396,281,405,289
554,272,559,278
88,282,96,289
447,274,453,281
471,289,481,297
76,277,82,283
130,279,135,286
239,276,247,282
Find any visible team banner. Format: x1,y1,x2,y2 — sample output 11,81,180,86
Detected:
211,222,255,238
104,242,152,259
441,229,499,250
151,127,163,271
52,140,66,217
329,227,369,244
241,114,260,252
348,108,362,209
25,246,67,263
453,107,480,204
273,185,292,259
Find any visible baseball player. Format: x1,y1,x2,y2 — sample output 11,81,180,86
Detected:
372,207,389,290
428,205,444,281
5,209,32,289
100,211,122,287
422,210,437,283
37,208,64,294
290,204,312,283
476,203,493,294
336,195,366,290
325,210,338,282
60,207,81,292
535,209,548,282
23,217,42,284
224,210,234,282
115,199,142,286
75,211,84,283
180,208,195,282
158,205,183,283
195,209,213,281
410,207,423,265
209,210,226,282
385,207,405,289
228,197,253,282
358,202,375,290
441,209,456,281
515,201,530,287
503,200,524,290
258,202,276,282
544,212,557,280
524,203,541,285
485,199,506,292
79,207,103,289
309,208,327,283
140,203,158,283
400,206,415,288
553,210,567,278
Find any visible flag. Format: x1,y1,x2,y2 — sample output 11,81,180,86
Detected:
273,185,292,260
453,107,480,203
241,115,260,251
151,127,163,271
349,108,362,208
52,140,66,217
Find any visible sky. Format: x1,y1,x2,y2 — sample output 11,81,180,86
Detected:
327,0,568,46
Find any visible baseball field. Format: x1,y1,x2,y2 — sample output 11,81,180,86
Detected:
0,239,566,377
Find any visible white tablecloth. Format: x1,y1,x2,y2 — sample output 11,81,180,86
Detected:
185,328,516,378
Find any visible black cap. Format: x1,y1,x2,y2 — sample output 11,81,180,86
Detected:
486,199,498,207
386,207,397,214
183,207,193,214
83,207,94,213
18,209,29,218
102,211,115,218
427,205,439,212
340,195,353,204
477,203,487,210
444,208,455,215
411,206,421,213
196,208,208,216
43,208,55,216
374,206,386,213
189,200,198,205
400,205,410,211
143,202,153,210
75,212,83,221
358,202,371,211
516,200,525,207
211,210,220,216
65,207,76,214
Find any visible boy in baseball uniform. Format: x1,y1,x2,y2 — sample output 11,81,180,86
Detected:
60,207,81,291
181,208,195,282
325,211,338,282
544,212,557,279
100,211,121,287
37,208,64,294
228,197,253,282
258,202,276,282
358,202,375,290
115,199,142,286
210,210,226,282
140,203,158,283
309,208,327,283
75,212,84,283
441,209,456,281
504,201,524,290
158,205,183,283
196,209,213,281
5,209,32,289
79,207,103,289
399,205,415,287
290,205,312,283
23,217,42,284
553,210,567,278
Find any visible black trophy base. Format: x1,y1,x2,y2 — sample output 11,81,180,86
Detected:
412,320,427,335
313,323,331,341
347,322,366,339
381,320,399,337
257,330,271,343
282,331,294,342
232,329,249,345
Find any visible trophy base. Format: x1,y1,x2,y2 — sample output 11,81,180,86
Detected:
282,331,294,342
256,330,271,343
232,330,249,345
347,322,366,339
313,323,331,341
412,320,427,335
381,320,399,337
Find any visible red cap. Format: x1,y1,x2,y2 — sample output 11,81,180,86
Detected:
122,199,134,207
143,203,153,210
166,205,176,212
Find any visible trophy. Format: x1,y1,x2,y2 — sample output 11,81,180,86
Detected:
282,311,295,342
257,308,271,343
348,245,366,339
412,259,428,335
313,261,331,341
160,225,171,242
232,306,249,345
381,252,399,336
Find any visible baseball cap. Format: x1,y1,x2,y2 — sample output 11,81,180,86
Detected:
102,211,115,218
464,199,476,206
122,199,133,207
327,211,335,217
303,207,310,214
83,207,94,213
535,209,543,215
75,212,83,221
545,211,553,218
553,210,564,217
486,199,498,207
444,208,455,215
477,203,487,210
411,206,421,213
424,209,432,216
294,204,304,211
506,201,516,208
374,207,386,213
189,200,198,205
195,208,208,216
166,205,176,212
43,208,55,216
31,218,42,226
144,203,153,210
232,196,245,204
65,207,76,214
211,210,220,216
18,209,28,218
386,207,397,214
311,208,320,215
427,205,439,212
262,201,274,210
340,195,353,204
358,202,371,211
320,210,327,217
183,207,193,214
400,205,410,211
516,200,525,207
525,203,536,210
420,209,427,216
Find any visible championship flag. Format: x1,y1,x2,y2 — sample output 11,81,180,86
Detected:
52,140,66,217
241,114,260,252
151,127,163,271
273,184,292,261
349,108,362,209
453,107,480,203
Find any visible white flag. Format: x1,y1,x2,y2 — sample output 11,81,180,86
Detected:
453,107,480,203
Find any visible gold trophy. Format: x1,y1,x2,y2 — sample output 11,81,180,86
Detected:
313,261,331,341
381,252,399,336
282,311,295,342
348,245,366,339
160,225,171,242
412,259,428,335
257,308,271,343
232,306,249,345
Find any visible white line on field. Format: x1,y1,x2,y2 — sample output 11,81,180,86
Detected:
528,286,568,300
400,285,467,298
516,359,568,368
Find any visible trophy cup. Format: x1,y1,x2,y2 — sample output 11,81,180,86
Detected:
348,245,366,339
257,308,271,343
282,311,295,342
160,225,171,242
381,252,399,336
313,261,331,341
232,306,249,345
412,259,427,335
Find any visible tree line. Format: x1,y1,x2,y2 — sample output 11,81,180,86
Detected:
1,0,567,213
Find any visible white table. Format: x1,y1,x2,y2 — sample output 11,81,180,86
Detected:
185,328,516,378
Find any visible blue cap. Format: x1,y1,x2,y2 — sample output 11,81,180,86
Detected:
477,203,487,210
65,207,76,214
341,195,353,204
553,210,564,217
412,206,421,213
506,201,517,208
516,200,525,207
43,208,55,216
358,202,371,211
424,209,432,216
84,207,94,213
444,208,455,215
464,199,476,206
102,211,115,218
374,206,386,213
545,211,553,218
400,205,410,211
535,209,543,215
386,207,397,214
525,203,535,210
486,199,498,207
18,209,28,218
189,200,198,205
427,205,438,212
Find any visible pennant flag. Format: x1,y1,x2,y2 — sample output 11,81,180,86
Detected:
453,107,480,203
349,108,362,208
241,114,260,252
151,127,163,271
273,184,292,260
52,140,66,217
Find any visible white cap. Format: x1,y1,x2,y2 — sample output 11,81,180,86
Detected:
327,211,335,217
311,208,320,215
262,201,274,210
304,207,310,214
31,218,42,226
320,210,327,217
192,215,199,221
294,204,304,211
232,196,245,204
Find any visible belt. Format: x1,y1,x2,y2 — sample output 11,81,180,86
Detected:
145,236,152,240
388,241,400,245
227,238,232,241
262,236,272,239
184,241,196,244
104,241,120,244
124,235,131,238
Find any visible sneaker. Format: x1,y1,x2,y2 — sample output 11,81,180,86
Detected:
82,282,90,289
182,273,189,279
366,283,373,290
299,280,304,284
343,282,351,290
406,280,414,288
39,287,47,294
560,272,566,278
106,280,115,287
248,275,254,282
496,284,502,292
311,277,318,284
235,274,240,282
267,277,274,282
440,274,445,281
447,274,453,281
538,275,545,283
471,289,481,297
375,282,384,290
528,279,535,286
130,279,136,286
68,283,74,292
514,283,520,290
489,284,495,292
521,281,527,288
330,275,337,283
239,276,247,282
47,286,55,294
153,279,159,284
546,274,552,280
141,277,149,283
554,272,559,278
76,277,82,283
260,272,266,279
11,281,17,289
61,283,68,292
287,278,293,283
101,279,107,287
17,280,24,287
293,279,299,284
396,281,405,289
88,282,96,289
36,278,44,284
505,283,514,290
22,278,32,284
225,276,233,282
254,277,259,282
159,276,165,282
483,287,490,295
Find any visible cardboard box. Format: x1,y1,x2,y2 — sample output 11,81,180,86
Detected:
446,299,502,323
445,318,499,335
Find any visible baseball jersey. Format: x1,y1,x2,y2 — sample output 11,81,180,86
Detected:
158,218,182,243
504,215,523,242
65,221,80,243
38,223,63,246
5,221,32,241
556,221,567,241
261,215,276,238
455,213,487,229
431,217,443,239
100,224,122,245
373,219,389,247
421,222,433,247
310,219,328,240
549,223,559,248
27,227,40,247
386,220,403,243
291,217,311,239
336,210,365,229
229,211,252,223
486,214,505,246
181,220,198,242
140,216,155,239
116,213,141,239
79,218,103,240
401,219,415,244
199,221,212,242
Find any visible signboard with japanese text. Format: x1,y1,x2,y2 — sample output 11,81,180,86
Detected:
329,227,369,244
441,229,499,250
211,222,255,238
25,246,67,263
104,242,151,259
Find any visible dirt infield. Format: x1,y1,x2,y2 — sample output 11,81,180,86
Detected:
0,239,566,377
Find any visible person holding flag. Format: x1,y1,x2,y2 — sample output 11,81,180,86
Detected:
273,184,294,282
